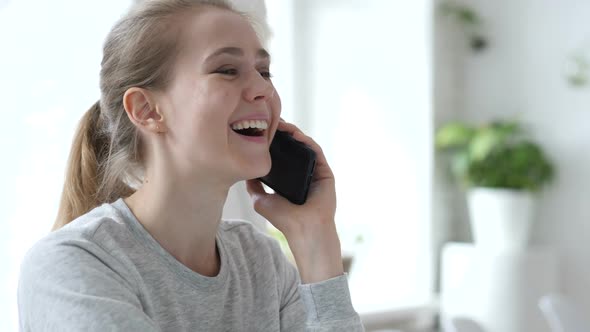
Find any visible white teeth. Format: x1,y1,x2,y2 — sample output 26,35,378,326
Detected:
231,119,268,130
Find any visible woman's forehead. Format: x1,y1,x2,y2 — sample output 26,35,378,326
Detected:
181,7,263,58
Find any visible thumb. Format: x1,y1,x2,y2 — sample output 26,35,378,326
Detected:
245,180,280,219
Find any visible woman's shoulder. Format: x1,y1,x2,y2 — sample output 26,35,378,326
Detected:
18,203,145,331
31,201,131,251
69,200,128,230
219,219,270,241
20,201,137,282
218,219,294,280
218,219,282,255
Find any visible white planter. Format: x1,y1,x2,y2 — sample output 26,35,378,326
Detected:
467,188,537,253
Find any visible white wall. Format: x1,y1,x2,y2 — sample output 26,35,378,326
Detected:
436,0,590,312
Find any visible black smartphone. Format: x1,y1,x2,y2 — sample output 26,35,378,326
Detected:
259,130,317,205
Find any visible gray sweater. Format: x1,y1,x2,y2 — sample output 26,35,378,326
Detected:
18,199,364,331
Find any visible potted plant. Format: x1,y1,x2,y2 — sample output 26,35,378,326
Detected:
435,120,555,251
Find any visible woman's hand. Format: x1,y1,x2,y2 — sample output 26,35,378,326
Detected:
246,120,344,284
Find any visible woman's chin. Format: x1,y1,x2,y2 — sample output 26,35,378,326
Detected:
250,165,272,180
235,161,271,182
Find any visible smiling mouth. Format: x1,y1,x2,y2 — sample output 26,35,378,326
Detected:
233,127,265,137
231,120,268,137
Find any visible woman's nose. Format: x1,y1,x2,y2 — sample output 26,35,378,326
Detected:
243,70,274,103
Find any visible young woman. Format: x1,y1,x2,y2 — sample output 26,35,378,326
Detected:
18,0,363,330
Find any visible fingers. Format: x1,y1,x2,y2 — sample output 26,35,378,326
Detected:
276,119,299,136
246,180,268,215
246,180,285,218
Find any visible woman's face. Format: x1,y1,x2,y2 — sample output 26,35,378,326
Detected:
158,7,280,184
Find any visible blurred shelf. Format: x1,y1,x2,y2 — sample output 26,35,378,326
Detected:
440,242,559,332
360,303,438,332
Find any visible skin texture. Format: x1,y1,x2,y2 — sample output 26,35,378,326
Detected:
122,6,343,284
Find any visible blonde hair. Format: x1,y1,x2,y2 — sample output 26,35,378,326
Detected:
53,0,249,230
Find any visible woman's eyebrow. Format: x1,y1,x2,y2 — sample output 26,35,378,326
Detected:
204,47,271,62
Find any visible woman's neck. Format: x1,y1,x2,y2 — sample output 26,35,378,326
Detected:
124,173,230,277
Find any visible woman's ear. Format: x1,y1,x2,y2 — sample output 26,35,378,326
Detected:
123,87,167,134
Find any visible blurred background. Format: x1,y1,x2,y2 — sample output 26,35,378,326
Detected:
1,0,589,331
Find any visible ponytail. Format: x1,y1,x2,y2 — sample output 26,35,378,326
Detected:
53,101,134,230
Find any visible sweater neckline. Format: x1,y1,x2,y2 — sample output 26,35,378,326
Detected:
111,198,229,291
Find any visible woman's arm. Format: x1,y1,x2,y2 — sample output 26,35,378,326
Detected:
247,120,365,331
246,120,343,283
268,230,364,331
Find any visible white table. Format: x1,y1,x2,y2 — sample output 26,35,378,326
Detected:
440,242,559,332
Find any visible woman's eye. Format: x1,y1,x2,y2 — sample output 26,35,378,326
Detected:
259,71,273,79
216,68,238,76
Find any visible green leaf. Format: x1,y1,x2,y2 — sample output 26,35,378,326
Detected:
435,122,474,149
435,119,555,192
469,128,502,161
457,8,479,25
491,121,521,136
466,141,554,191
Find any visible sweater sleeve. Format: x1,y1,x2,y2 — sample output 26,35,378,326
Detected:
270,238,364,331
18,234,160,332
298,275,365,331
